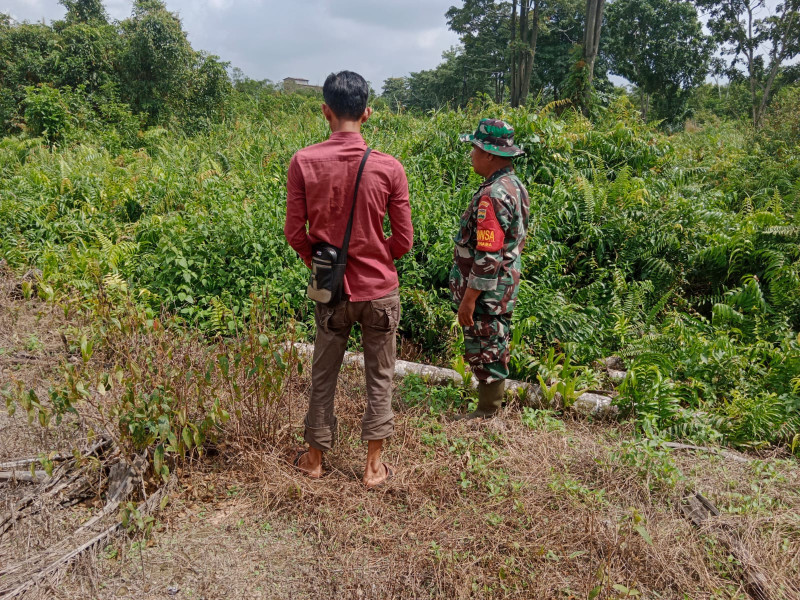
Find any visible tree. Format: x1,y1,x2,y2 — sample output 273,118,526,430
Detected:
695,0,800,127
0,18,58,131
405,49,469,110
446,0,511,103
59,0,108,24
183,52,231,129
509,0,542,106
50,20,119,92
578,0,606,114
119,0,195,122
530,0,585,101
605,0,711,123
381,77,410,111
447,0,575,107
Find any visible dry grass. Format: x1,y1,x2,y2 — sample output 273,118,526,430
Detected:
0,277,89,462
1,277,799,599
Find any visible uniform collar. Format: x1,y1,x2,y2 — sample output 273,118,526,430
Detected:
481,165,514,188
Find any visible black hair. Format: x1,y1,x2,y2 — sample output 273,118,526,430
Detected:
322,71,369,120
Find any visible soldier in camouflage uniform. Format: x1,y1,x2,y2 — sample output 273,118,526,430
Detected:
449,118,529,419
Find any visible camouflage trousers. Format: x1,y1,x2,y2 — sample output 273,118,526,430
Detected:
463,314,511,384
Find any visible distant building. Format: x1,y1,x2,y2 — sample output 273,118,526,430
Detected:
283,77,322,93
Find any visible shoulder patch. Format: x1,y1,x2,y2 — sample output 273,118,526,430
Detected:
475,195,504,252
477,197,490,222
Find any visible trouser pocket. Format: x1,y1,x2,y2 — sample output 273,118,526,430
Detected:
315,300,348,334
368,294,401,331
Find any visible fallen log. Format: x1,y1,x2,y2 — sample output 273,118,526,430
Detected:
681,491,771,600
0,462,169,599
0,437,113,537
289,342,617,418
0,454,69,472
663,442,753,464
0,470,48,484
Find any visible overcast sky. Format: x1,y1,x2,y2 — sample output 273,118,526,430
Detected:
3,0,462,90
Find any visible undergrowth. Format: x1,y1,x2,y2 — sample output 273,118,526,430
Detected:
1,92,799,452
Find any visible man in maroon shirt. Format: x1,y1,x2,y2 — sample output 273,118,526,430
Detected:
284,71,413,489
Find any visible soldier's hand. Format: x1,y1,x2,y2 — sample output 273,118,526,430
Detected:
458,288,481,327
458,298,475,327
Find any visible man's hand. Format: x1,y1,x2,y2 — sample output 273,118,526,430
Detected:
458,288,481,327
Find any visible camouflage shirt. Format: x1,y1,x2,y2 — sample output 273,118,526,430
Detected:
449,166,530,316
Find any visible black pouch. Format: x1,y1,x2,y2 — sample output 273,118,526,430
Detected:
307,243,345,305
305,148,371,306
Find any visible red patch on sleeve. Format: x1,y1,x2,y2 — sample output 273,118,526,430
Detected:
476,196,504,252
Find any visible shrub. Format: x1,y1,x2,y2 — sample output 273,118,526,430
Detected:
23,85,72,143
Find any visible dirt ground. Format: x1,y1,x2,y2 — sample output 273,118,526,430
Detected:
1,279,799,600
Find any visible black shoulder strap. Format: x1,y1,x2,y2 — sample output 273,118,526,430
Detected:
340,147,371,261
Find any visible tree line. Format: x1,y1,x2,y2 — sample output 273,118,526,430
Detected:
381,0,800,127
2,0,798,141
0,0,230,144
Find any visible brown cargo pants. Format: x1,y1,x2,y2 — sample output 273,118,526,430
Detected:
304,288,400,452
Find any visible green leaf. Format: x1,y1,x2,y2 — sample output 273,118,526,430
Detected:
217,354,229,378
634,525,653,546
588,585,602,599
153,444,164,475
182,426,193,450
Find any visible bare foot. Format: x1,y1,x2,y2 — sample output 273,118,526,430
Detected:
294,448,323,479
363,462,394,489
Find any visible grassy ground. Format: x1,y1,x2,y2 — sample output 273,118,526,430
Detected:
1,278,799,600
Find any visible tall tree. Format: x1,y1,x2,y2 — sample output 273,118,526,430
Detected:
509,0,542,106
446,0,511,103
0,17,57,131
447,0,570,107
403,48,475,110
695,0,800,127
530,0,585,101
605,0,711,123
119,0,194,122
578,0,605,114
52,0,118,92
381,77,410,110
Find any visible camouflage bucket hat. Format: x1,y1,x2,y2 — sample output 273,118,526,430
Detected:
459,118,524,157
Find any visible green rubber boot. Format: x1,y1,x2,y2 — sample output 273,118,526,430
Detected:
454,380,505,420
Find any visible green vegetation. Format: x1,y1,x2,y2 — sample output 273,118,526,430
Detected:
0,0,230,144
2,4,799,598
2,90,799,454
1,0,799,459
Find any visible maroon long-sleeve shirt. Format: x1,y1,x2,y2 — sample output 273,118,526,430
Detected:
284,131,413,302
